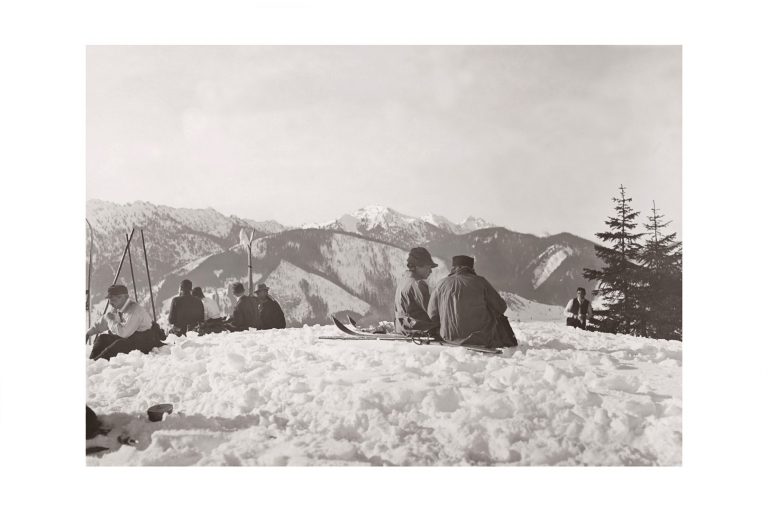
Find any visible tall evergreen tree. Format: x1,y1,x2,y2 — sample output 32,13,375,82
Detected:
583,185,645,334
637,201,682,340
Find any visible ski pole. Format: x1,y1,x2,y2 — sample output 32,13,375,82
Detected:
86,219,93,327
102,227,136,315
140,229,157,323
126,233,139,302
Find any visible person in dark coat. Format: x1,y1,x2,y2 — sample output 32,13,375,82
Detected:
427,255,516,349
168,279,205,336
394,247,440,337
226,282,260,331
564,287,593,329
86,284,160,360
254,283,286,329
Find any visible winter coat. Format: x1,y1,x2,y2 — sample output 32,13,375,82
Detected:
394,270,439,335
257,296,286,330
168,293,205,332
230,295,259,331
427,267,513,348
89,298,152,339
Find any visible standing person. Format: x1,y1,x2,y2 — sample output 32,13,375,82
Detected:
254,283,286,330
394,247,440,337
86,284,158,360
192,286,226,334
564,287,593,329
225,282,259,331
167,279,204,336
427,255,516,348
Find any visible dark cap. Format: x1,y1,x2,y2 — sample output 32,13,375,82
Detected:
180,279,193,291
255,283,270,293
407,247,438,269
231,282,245,295
451,255,475,268
106,284,129,298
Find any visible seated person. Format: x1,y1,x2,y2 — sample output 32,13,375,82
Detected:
564,287,593,329
253,283,286,330
86,284,158,360
168,279,205,336
225,282,259,331
192,286,226,334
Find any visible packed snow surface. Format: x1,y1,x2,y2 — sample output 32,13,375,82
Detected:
86,322,681,466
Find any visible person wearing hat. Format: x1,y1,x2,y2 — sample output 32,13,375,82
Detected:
253,283,286,330
394,247,441,336
427,255,517,348
86,284,157,360
167,279,205,336
225,282,260,331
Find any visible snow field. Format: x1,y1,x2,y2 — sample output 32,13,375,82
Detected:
86,322,681,466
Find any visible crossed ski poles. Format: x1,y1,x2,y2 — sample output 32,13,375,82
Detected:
85,224,159,345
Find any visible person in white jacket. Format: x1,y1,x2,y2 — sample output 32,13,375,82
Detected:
86,284,157,359
564,287,593,329
192,287,222,320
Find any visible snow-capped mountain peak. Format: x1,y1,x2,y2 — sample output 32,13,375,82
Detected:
351,205,420,230
459,216,494,232
421,213,460,233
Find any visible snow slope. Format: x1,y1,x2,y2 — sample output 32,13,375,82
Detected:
86,322,681,466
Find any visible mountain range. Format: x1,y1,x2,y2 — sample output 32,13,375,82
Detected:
86,200,602,327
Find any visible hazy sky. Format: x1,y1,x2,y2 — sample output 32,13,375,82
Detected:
87,46,681,240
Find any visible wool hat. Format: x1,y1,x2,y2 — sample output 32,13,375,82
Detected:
106,284,129,297
179,279,193,291
451,255,475,268
231,282,245,295
407,247,438,268
255,283,270,293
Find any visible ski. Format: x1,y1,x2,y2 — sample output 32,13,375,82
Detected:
328,316,502,354
347,314,358,328
331,316,431,341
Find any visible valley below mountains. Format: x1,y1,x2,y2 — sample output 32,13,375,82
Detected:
86,201,602,327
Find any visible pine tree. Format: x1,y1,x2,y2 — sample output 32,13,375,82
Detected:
638,202,682,340
583,185,645,334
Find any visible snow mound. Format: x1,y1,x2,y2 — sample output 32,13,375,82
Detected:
87,322,681,466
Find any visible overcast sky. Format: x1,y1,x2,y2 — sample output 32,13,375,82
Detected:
87,46,681,240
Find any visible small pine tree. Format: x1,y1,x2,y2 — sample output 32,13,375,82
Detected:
638,201,682,340
583,184,645,334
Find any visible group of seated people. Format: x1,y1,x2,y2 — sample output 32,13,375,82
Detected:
169,279,286,336
86,248,597,361
86,279,286,360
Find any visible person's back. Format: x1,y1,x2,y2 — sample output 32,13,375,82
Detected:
395,271,437,335
169,294,205,332
427,255,511,347
394,247,440,336
229,289,260,331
